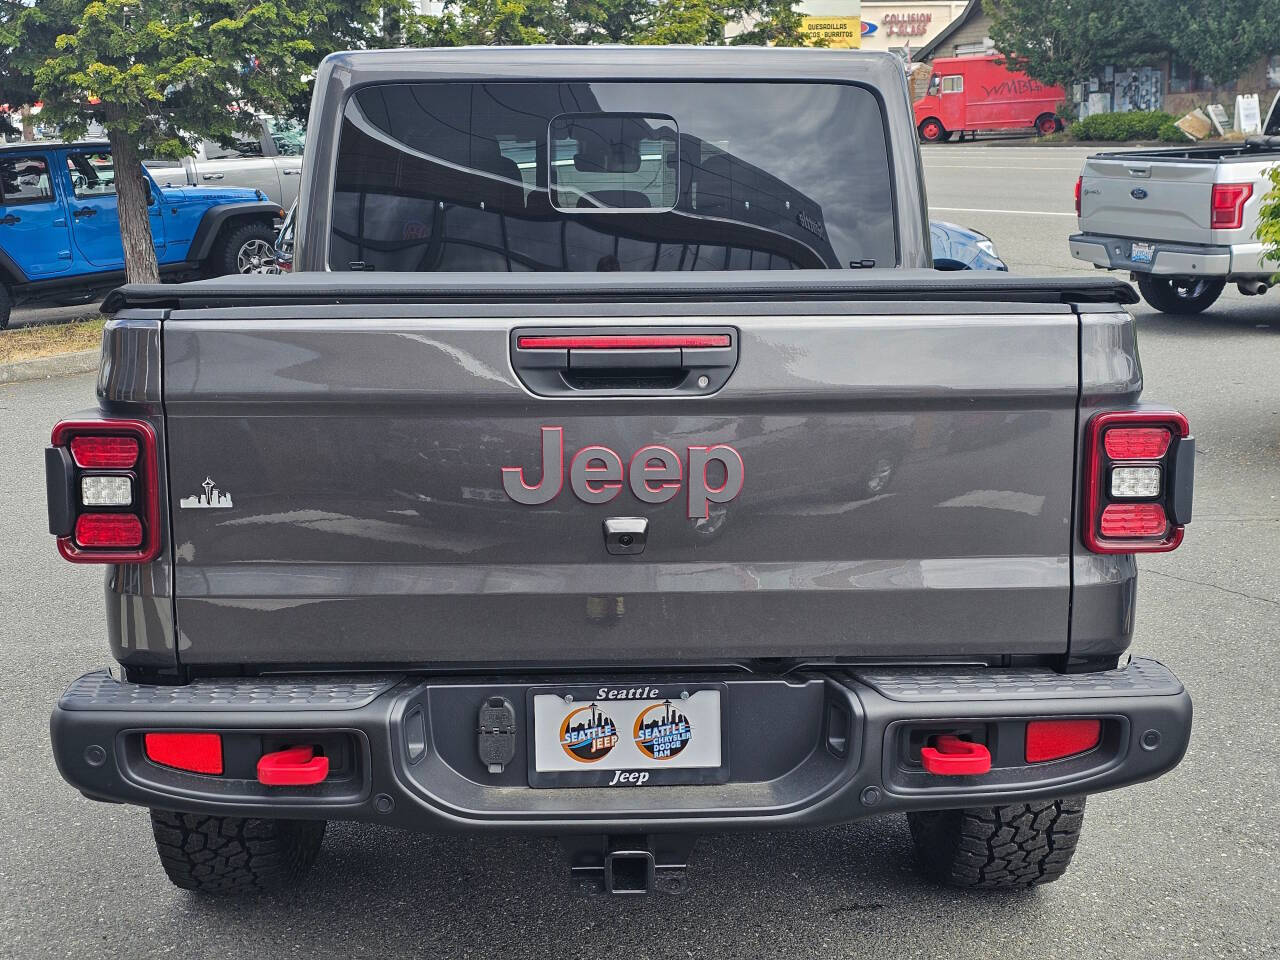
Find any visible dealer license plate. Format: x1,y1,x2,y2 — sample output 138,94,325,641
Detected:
1130,241,1155,264
529,683,726,787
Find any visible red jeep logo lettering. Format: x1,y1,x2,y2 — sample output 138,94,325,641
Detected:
501,426,744,519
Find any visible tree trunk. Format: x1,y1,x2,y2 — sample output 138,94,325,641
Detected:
21,105,34,142
105,115,160,284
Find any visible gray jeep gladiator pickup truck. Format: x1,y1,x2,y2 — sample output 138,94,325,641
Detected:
47,47,1194,897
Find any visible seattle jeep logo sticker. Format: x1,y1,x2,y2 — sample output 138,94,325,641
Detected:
501,426,744,518
559,703,619,763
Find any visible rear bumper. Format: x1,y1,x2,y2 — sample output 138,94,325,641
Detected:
1070,232,1270,279
51,659,1191,832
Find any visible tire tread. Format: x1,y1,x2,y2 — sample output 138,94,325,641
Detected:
907,796,1087,889
149,810,325,894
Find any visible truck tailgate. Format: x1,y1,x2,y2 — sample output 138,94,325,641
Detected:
1080,156,1216,243
161,298,1080,668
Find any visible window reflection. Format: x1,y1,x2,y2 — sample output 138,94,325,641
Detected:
330,81,896,272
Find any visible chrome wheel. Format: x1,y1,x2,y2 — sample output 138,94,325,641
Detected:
1170,278,1212,300
236,238,277,275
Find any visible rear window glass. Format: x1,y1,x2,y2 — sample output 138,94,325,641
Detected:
0,156,53,205
330,81,895,272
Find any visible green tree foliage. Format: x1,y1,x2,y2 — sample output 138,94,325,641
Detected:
14,0,408,282
987,0,1165,90
1,0,68,134
1259,166,1280,279
990,0,1280,90
1164,0,1280,90
415,0,805,48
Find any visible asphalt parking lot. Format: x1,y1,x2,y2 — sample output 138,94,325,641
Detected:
1,144,1277,959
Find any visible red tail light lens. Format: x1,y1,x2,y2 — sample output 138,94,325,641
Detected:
1100,503,1167,538
50,419,160,563
1074,176,1082,217
1103,427,1171,460
1025,719,1101,763
70,435,139,468
75,513,143,548
1083,411,1190,553
1210,182,1253,230
144,733,224,775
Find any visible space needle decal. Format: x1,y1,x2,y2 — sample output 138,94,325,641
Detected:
179,476,234,509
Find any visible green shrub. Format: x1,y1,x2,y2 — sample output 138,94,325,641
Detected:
1258,165,1280,280
1070,110,1175,142
1157,120,1188,143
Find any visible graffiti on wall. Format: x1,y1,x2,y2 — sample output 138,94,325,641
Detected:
1113,67,1164,112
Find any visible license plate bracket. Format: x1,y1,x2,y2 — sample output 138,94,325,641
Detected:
527,682,729,788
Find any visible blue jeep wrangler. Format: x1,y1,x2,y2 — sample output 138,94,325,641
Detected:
0,140,283,329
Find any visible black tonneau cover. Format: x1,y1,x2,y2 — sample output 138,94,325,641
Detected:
103,270,1138,312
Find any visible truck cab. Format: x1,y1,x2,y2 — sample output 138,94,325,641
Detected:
0,140,284,328
914,54,1065,143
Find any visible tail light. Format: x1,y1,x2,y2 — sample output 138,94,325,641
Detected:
1210,182,1253,230
1083,411,1193,553
47,419,161,563
1074,176,1082,217
1025,719,1101,763
144,732,224,774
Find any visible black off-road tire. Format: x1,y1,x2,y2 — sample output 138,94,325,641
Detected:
213,220,278,277
150,810,326,894
1136,274,1225,315
907,796,1087,889
0,283,11,331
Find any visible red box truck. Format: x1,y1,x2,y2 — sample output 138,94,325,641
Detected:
914,54,1066,142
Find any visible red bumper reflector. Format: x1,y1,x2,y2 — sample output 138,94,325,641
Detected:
74,513,143,548
920,735,992,775
1026,719,1102,763
517,334,731,350
257,745,330,786
70,435,139,469
1103,426,1171,460
1099,502,1167,538
144,732,224,774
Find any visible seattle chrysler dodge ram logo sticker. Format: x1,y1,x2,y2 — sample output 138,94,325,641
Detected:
179,477,234,509
501,426,744,518
634,700,693,760
560,703,619,762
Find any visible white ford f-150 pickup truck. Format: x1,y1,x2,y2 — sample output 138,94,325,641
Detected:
1070,93,1279,314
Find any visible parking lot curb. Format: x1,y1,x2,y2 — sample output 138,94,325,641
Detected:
0,349,100,386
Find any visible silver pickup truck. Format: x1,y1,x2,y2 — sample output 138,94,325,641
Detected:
1070,93,1280,313
48,46,1193,900
145,118,303,208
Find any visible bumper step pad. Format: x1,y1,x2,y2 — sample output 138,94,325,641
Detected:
854,658,1182,702
59,671,403,711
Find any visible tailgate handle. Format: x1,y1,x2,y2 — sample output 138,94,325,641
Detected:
1127,166,1152,178
511,328,738,396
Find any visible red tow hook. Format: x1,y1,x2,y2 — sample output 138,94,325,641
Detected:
257,745,329,786
920,735,992,776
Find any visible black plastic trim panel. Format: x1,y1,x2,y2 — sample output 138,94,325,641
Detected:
101,269,1140,313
